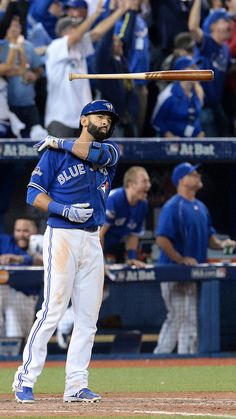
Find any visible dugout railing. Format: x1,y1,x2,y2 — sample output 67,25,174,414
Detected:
0,263,236,357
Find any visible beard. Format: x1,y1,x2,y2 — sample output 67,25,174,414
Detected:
87,121,109,141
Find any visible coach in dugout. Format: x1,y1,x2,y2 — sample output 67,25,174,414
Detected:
153,162,236,355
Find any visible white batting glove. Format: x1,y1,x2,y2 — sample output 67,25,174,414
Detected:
63,203,94,223
34,135,64,152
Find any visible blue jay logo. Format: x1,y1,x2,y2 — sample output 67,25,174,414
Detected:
104,103,114,112
97,180,109,195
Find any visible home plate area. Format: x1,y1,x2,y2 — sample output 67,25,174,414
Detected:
1,393,236,417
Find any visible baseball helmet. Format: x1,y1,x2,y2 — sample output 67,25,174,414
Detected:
64,0,88,8
79,100,119,138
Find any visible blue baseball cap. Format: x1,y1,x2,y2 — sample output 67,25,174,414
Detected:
173,56,198,71
172,162,200,187
202,8,232,34
64,0,88,8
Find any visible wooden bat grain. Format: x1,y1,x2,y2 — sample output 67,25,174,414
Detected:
69,70,214,82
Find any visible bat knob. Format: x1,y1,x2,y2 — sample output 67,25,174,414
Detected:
69,73,73,81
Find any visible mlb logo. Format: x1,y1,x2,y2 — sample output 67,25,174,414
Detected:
166,143,180,155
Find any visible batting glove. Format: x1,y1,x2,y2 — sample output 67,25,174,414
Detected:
63,203,94,223
34,135,64,152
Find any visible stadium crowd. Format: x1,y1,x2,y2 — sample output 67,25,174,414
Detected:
0,0,235,139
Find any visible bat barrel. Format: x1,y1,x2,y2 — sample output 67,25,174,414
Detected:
69,70,214,82
145,70,214,82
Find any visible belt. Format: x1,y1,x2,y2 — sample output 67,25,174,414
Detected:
82,226,99,232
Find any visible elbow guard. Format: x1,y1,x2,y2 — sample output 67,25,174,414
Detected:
87,142,113,167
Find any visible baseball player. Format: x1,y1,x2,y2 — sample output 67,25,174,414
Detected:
0,218,43,338
13,99,120,403
100,166,151,267
153,162,236,354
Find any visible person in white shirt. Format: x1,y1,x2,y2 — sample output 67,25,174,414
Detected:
45,0,130,137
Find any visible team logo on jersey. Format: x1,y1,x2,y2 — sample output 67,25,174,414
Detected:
127,220,137,230
104,103,114,112
97,180,109,195
32,166,43,176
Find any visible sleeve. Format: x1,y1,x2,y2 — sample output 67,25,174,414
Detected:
156,205,177,240
28,149,59,195
103,140,120,167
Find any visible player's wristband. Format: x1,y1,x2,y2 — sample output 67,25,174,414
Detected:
58,139,74,153
48,201,67,216
127,250,137,260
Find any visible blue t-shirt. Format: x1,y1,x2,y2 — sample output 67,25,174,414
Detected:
28,141,119,229
156,194,216,264
152,82,202,137
104,187,148,247
0,41,42,106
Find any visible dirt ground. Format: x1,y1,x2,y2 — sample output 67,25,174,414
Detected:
1,358,236,417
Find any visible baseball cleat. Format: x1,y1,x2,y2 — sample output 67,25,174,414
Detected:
15,386,35,403
63,387,101,403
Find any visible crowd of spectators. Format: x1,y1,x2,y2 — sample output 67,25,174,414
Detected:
0,0,235,139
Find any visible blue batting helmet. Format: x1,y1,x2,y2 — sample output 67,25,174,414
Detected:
79,100,119,138
64,0,88,9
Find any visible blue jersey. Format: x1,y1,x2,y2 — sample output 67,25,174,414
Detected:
104,187,148,247
156,194,216,264
28,140,119,229
0,234,32,265
0,234,35,295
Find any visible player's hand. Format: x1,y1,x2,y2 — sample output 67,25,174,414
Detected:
0,254,23,265
127,259,147,268
180,256,198,266
63,203,94,223
34,135,64,152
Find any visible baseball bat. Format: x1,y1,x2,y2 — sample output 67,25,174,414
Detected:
69,70,214,82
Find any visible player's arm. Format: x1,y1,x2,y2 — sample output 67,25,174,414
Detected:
35,136,120,167
208,234,236,251
157,236,198,266
125,235,147,268
188,0,203,44
27,188,94,224
0,253,32,265
100,224,110,249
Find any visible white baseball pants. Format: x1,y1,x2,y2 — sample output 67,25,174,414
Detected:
13,226,104,396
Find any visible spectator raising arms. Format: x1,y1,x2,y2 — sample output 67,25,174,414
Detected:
45,0,131,138
188,0,233,136
0,14,47,139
